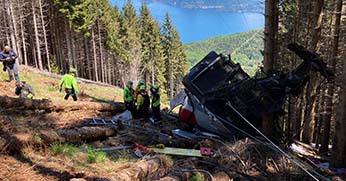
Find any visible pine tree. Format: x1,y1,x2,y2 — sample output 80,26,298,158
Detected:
161,13,188,100
119,0,142,86
139,3,167,101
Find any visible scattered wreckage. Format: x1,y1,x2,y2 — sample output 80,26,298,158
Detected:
85,43,335,180
173,43,333,138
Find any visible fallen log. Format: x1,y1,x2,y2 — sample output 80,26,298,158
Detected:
0,96,124,112
0,117,119,153
0,126,118,154
110,156,171,181
40,126,118,144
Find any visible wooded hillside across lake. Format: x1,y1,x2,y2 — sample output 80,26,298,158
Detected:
185,30,263,75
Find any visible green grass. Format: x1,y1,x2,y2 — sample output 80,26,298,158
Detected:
189,172,204,181
51,143,78,157
86,150,107,163
47,87,57,92
0,70,7,80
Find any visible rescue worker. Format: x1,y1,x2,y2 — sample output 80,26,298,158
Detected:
15,81,35,99
123,80,134,113
150,85,160,123
137,85,150,119
59,67,79,101
0,46,19,81
134,80,144,103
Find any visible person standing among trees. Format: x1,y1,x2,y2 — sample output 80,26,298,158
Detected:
150,85,161,123
59,67,79,101
123,80,135,114
137,85,150,119
0,46,19,82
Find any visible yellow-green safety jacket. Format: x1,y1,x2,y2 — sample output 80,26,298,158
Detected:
59,73,79,93
151,93,160,108
137,92,150,110
123,87,134,102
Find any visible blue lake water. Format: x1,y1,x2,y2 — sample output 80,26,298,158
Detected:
111,0,264,43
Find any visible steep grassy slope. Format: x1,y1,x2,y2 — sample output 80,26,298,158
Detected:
0,66,122,102
184,29,263,75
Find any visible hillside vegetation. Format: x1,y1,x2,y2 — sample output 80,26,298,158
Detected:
184,30,263,75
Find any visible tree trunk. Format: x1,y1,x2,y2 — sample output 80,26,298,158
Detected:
320,0,342,153
0,127,117,154
9,0,21,66
301,0,324,144
71,33,78,75
39,127,117,144
2,0,11,46
84,37,92,79
332,86,346,167
91,27,99,82
6,1,19,68
97,21,105,83
263,0,277,73
110,156,170,181
19,7,28,66
32,0,43,70
39,0,50,71
262,0,278,137
65,23,73,68
0,96,125,112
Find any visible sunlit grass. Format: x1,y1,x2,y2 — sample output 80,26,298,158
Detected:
51,143,78,157
86,150,107,163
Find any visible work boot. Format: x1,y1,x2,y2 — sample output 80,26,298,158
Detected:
8,76,13,82
2,66,6,72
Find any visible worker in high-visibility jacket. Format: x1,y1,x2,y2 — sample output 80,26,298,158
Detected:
15,81,35,99
123,80,134,114
150,85,160,123
134,80,144,104
59,67,79,101
137,85,150,119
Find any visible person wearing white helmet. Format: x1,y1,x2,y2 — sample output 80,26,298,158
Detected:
0,46,19,81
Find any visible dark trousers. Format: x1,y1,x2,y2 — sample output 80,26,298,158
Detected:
64,88,77,101
152,106,160,121
125,101,134,115
138,106,149,119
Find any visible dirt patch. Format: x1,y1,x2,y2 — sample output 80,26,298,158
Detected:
0,155,56,180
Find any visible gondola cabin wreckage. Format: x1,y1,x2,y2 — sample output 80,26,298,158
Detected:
175,43,333,139
169,43,335,180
